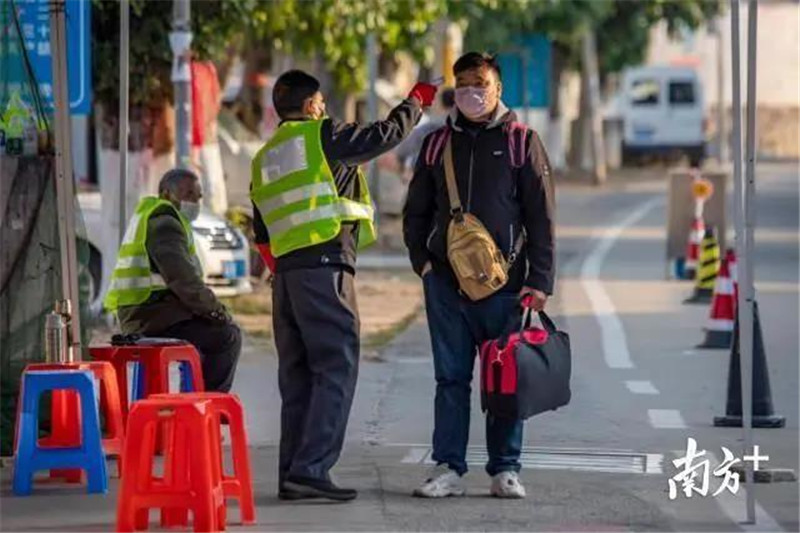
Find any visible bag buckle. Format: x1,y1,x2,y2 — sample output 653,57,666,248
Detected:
450,207,465,223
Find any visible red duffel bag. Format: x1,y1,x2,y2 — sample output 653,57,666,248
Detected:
480,309,571,420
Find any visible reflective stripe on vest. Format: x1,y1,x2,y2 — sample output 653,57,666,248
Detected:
250,119,376,257
103,197,194,312
265,199,374,237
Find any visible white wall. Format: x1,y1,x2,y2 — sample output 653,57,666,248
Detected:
646,1,800,109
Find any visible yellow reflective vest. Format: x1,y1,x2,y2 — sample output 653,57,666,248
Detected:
250,119,376,257
103,197,195,312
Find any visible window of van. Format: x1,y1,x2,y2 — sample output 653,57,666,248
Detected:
631,79,660,106
669,81,696,105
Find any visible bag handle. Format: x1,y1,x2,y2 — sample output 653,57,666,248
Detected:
443,135,464,222
537,310,558,334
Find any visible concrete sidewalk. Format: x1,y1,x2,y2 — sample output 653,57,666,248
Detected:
1,445,679,532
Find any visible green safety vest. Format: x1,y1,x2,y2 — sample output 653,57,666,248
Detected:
103,196,196,312
250,119,376,258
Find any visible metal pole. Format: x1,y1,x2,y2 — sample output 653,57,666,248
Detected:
171,0,192,169
716,18,728,165
740,0,758,522
49,0,81,360
366,32,381,223
118,0,130,245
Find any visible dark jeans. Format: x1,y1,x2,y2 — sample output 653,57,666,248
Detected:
159,317,242,392
272,267,360,483
423,270,523,476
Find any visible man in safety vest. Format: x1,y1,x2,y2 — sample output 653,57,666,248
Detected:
105,168,241,392
251,70,436,502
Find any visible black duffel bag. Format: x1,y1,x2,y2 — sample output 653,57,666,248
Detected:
480,309,572,420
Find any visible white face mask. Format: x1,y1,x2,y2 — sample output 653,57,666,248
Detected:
179,200,200,222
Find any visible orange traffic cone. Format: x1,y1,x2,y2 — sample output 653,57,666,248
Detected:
697,254,735,349
684,216,705,280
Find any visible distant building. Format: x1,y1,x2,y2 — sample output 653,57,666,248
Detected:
645,1,800,159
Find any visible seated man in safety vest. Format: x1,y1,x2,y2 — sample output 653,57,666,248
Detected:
251,70,436,502
104,168,241,393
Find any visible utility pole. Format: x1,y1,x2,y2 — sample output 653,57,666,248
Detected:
715,18,728,165
171,0,192,169
366,32,381,223
582,27,606,185
49,0,81,359
118,0,130,245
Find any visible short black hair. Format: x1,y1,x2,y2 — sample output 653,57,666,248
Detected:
453,52,502,81
273,70,321,118
159,168,198,195
440,87,455,109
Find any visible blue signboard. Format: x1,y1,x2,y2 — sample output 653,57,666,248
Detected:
7,0,92,115
497,35,551,109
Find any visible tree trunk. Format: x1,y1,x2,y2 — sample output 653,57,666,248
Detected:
582,28,607,185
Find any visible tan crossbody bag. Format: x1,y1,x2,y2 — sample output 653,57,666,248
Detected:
443,136,524,301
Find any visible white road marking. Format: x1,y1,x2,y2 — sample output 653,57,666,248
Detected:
705,452,785,532
401,446,430,464
648,409,687,429
626,380,660,395
580,198,662,369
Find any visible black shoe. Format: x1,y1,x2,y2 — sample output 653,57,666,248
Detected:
283,476,358,502
278,484,315,501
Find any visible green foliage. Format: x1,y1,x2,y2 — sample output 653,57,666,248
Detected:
246,0,446,93
459,0,724,75
92,0,248,109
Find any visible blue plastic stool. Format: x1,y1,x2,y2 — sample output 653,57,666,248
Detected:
13,370,108,495
130,361,194,401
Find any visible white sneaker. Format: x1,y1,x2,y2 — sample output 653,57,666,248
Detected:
490,471,526,499
413,464,465,498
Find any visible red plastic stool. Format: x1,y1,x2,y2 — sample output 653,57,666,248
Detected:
117,397,225,532
90,344,204,419
152,393,255,525
19,361,124,481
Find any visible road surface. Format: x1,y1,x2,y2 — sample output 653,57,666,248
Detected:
2,163,797,532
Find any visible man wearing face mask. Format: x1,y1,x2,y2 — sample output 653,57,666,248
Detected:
251,70,435,502
403,52,555,499
105,168,241,393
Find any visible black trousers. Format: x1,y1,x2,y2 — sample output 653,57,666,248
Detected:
273,266,360,483
158,318,242,393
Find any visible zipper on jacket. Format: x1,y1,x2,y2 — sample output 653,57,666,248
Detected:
509,224,514,256
426,225,438,251
467,134,477,211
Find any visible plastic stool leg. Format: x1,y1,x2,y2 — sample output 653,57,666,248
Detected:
135,508,149,530
12,378,40,496
228,405,255,524
77,384,108,494
131,362,144,401
49,389,83,483
179,362,194,392
161,422,190,528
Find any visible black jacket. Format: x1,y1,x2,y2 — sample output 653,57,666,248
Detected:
402,103,555,294
118,205,226,335
253,99,422,272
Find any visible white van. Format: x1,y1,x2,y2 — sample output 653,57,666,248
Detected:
621,66,705,166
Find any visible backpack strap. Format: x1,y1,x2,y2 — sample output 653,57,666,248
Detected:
506,122,529,169
424,127,451,167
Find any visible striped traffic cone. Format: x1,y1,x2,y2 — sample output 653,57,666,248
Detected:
684,228,720,304
683,216,705,281
697,254,735,348
727,248,738,299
